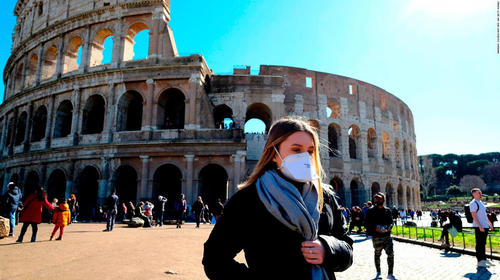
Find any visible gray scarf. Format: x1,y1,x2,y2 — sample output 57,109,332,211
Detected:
256,170,329,280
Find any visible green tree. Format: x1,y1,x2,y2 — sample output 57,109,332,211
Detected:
446,185,461,197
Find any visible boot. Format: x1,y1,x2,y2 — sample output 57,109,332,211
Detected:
50,236,53,241
55,236,62,241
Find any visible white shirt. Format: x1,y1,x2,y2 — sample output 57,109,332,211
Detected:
469,199,489,228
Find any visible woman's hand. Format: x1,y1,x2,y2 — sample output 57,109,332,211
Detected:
301,239,325,265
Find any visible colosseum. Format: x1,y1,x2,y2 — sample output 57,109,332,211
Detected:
0,0,420,219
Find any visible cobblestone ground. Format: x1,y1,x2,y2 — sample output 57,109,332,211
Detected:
336,234,500,280
1,223,499,280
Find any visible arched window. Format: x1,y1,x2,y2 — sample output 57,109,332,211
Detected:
386,183,393,207
113,165,138,203
63,36,83,73
371,182,380,200
15,112,27,146
157,89,185,129
213,104,233,129
348,125,360,159
82,95,105,134
14,63,24,93
6,118,16,147
47,169,66,201
31,106,47,142
90,29,114,67
153,164,182,213
367,128,377,158
328,123,341,157
25,54,38,87
327,100,341,119
117,91,143,131
330,177,345,206
382,131,390,160
350,180,360,207
244,118,266,134
245,103,272,133
397,184,404,209
24,171,39,197
199,164,229,209
41,45,58,80
53,100,73,138
77,166,100,220
124,22,150,61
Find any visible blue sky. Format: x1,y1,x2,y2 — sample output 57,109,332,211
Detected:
1,0,498,156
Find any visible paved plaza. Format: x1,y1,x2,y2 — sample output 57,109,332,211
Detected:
0,223,499,280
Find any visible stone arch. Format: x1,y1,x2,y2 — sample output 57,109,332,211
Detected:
386,183,394,208
245,103,272,133
213,104,233,129
124,22,150,61
330,176,345,206
47,169,66,201
395,138,401,168
53,100,73,138
117,91,143,131
24,170,40,197
14,63,24,93
198,164,229,209
76,166,100,220
15,111,28,146
367,128,377,158
328,123,341,157
327,100,340,119
350,179,361,207
348,125,361,159
6,117,16,147
41,45,58,80
371,182,380,200
382,131,390,160
63,36,83,73
153,163,183,213
113,165,138,204
157,88,185,129
90,28,114,67
82,94,106,134
25,53,38,87
397,184,404,209
31,105,48,142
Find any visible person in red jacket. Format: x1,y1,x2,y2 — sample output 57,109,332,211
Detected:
16,188,55,243
50,200,71,241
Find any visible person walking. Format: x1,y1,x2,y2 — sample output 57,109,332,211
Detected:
192,196,204,228
174,194,187,228
203,118,353,279
365,192,396,280
50,200,71,241
68,194,79,223
155,195,167,227
212,198,224,222
1,182,22,237
103,189,119,232
16,187,55,243
470,188,495,267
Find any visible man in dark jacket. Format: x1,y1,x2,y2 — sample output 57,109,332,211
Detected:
438,211,463,251
1,182,22,237
365,192,395,280
103,189,119,232
155,195,167,227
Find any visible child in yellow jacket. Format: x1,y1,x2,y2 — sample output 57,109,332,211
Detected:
50,200,71,241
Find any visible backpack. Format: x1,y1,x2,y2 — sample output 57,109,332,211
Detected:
464,201,479,223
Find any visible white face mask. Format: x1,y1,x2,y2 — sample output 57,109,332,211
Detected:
274,147,319,183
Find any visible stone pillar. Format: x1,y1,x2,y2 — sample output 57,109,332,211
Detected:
402,186,408,210
103,83,116,143
139,155,151,200
80,25,92,73
360,129,368,165
34,45,44,86
71,88,81,145
150,8,162,59
184,154,195,202
231,154,241,197
23,103,33,152
20,56,28,92
143,79,155,131
45,95,55,148
97,179,108,206
186,73,202,129
0,117,8,155
55,35,65,78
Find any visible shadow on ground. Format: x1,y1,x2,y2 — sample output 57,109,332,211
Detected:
464,267,493,280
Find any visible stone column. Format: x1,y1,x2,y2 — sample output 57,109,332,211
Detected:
186,73,202,129
103,83,116,143
360,129,368,165
150,8,162,59
0,117,8,155
97,179,108,206
71,88,81,146
80,25,92,73
402,186,408,210
111,16,124,67
45,95,55,148
34,45,44,86
184,154,195,202
23,102,33,152
231,154,241,197
139,155,151,200
55,35,65,78
20,56,28,92
143,79,155,131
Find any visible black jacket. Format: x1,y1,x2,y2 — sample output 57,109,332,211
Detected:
203,182,353,280
365,206,393,237
449,212,463,232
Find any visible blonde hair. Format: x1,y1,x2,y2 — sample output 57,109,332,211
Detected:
239,117,324,210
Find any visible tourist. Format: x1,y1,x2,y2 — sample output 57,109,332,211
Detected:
438,211,462,252
192,196,204,228
155,195,167,227
470,188,495,267
143,201,154,225
399,208,407,224
135,201,152,227
202,204,211,224
1,182,22,237
487,210,497,229
416,209,422,220
391,206,399,224
174,194,187,228
126,201,135,220
211,198,224,222
365,192,396,280
48,198,58,224
68,194,79,223
119,202,127,222
16,187,55,243
50,200,71,241
203,118,353,279
349,206,363,233
103,189,119,232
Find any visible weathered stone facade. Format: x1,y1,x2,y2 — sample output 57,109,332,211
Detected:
0,0,419,218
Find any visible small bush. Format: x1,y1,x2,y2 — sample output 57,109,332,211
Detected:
404,221,417,227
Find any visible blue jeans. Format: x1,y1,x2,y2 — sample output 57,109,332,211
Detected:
106,211,117,231
9,209,16,235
